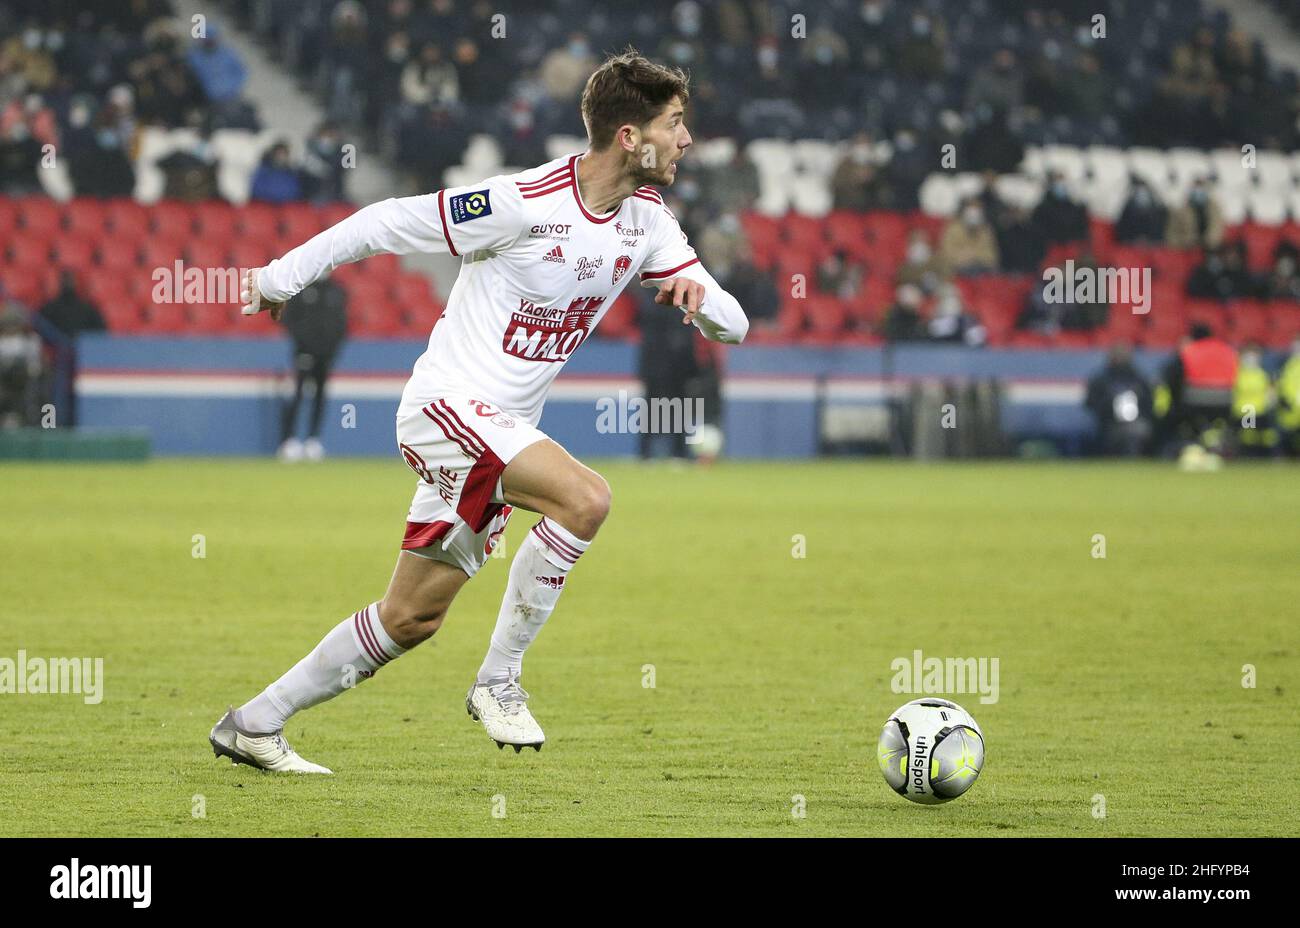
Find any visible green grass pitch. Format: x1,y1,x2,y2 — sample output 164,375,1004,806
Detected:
1,458,1297,836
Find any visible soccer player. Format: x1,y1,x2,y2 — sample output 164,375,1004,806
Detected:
209,50,748,773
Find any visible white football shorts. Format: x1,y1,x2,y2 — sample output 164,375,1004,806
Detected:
395,394,547,577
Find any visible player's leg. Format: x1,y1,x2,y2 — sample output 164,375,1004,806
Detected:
465,439,609,749
212,553,468,774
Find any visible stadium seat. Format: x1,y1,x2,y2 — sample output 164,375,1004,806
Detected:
97,239,139,272
18,197,61,238
63,200,108,238
7,236,52,270
151,201,195,240
238,203,280,241
52,234,96,271
280,203,323,243
105,198,151,239
195,201,238,239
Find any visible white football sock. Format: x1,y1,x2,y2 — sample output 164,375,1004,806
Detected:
476,517,589,684
237,602,406,733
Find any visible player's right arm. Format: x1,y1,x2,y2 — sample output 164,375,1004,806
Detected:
241,180,523,317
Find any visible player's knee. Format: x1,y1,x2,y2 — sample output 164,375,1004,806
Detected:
379,598,446,648
567,473,611,539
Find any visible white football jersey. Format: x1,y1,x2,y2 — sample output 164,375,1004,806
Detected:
258,152,748,425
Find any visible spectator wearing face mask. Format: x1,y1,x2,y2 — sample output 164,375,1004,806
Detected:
896,228,946,293
251,141,304,204
1167,177,1224,250
186,25,248,104
995,204,1044,274
1032,171,1089,246
881,283,927,342
831,132,888,211
1187,240,1251,301
1114,177,1169,245
1256,242,1300,300
541,32,597,104
940,198,999,276
926,282,986,346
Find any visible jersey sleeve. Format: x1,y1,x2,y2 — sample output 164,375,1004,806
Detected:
258,175,524,303
638,203,701,284
638,206,749,345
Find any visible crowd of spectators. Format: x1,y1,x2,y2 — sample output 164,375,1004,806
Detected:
226,0,1299,191
0,0,265,198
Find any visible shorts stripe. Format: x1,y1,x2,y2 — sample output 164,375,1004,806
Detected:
434,400,488,456
436,401,490,456
423,404,482,460
402,519,455,549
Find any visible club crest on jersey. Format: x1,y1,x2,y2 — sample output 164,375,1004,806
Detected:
449,190,492,223
503,296,604,363
613,254,631,284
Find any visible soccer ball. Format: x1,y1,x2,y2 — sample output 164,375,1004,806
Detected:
877,697,985,804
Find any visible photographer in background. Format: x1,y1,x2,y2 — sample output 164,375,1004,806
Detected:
1085,344,1154,456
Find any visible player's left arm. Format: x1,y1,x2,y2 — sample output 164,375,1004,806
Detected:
639,210,748,345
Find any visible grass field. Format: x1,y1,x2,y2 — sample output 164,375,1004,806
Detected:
1,458,1298,836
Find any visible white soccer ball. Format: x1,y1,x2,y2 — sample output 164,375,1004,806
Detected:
877,697,985,804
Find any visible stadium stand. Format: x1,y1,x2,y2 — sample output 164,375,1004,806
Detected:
2,0,1300,353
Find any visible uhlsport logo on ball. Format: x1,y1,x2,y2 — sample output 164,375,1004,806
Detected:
877,698,985,804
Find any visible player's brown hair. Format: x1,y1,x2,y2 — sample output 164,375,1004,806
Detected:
580,48,690,151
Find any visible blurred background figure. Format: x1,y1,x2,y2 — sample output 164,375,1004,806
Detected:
1161,323,1238,461
0,299,43,428
638,289,699,462
1232,344,1279,457
1113,177,1168,245
1278,339,1300,458
1166,177,1224,250
940,198,999,276
278,280,349,462
251,140,303,204
1085,344,1154,456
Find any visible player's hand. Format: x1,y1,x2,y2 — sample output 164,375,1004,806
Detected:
240,268,286,322
647,276,705,325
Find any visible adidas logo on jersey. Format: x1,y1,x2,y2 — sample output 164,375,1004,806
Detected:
543,245,565,264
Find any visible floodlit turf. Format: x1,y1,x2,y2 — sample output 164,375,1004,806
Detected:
1,458,1297,836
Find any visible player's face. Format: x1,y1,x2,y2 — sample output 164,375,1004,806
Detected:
630,97,691,186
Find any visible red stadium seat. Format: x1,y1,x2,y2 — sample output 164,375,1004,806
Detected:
1267,302,1300,347
63,199,108,238
18,197,61,238
238,203,280,240
597,292,637,340
229,239,281,271
186,241,231,270
1226,300,1271,345
280,203,323,243
52,234,96,271
194,201,238,239
139,237,188,271
187,303,237,335
101,301,146,333
151,201,195,240
105,198,150,239
142,301,189,334
6,236,52,269
97,238,139,271
1239,225,1286,272
0,199,18,236
390,273,433,308
319,203,355,227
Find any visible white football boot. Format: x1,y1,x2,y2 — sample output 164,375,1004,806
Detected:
466,675,545,752
208,707,333,774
